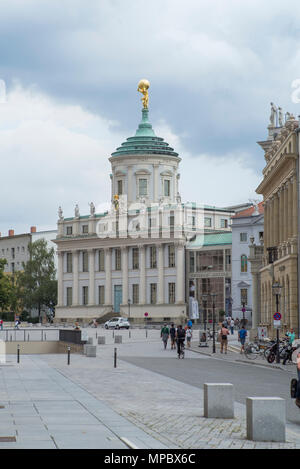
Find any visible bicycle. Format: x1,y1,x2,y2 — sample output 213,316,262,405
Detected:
244,340,271,360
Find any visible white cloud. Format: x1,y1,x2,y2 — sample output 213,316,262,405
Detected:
0,84,262,236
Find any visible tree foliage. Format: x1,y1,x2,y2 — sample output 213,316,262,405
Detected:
18,239,57,318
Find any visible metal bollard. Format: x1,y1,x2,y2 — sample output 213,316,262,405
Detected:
44,333,46,341
67,346,71,365
27,334,30,342
113,330,115,339
146,328,148,338
10,335,12,342
129,330,131,339
114,348,117,368
17,344,20,364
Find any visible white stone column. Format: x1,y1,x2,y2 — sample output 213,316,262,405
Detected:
157,244,164,304
293,176,298,237
121,246,128,304
57,251,64,307
287,179,293,240
153,164,159,202
72,250,79,306
88,249,95,305
127,165,133,204
176,241,185,304
139,245,146,304
104,248,112,306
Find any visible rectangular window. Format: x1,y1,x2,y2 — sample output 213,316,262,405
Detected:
82,286,89,305
221,219,228,229
168,245,175,267
168,283,175,304
98,285,105,305
132,248,139,270
150,283,157,304
11,263,15,273
66,287,72,306
82,225,88,234
204,217,212,228
117,180,123,195
66,253,73,273
189,252,195,273
139,178,147,196
150,246,157,269
82,251,88,272
240,288,248,305
98,250,105,271
169,215,175,227
164,179,170,197
240,232,248,242
132,284,139,304
66,226,73,235
115,248,121,270
11,248,15,259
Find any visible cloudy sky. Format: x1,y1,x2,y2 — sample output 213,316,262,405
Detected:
1,0,300,235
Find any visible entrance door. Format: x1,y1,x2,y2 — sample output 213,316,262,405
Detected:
114,285,122,313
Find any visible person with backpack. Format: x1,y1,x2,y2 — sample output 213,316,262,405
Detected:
219,324,230,354
160,323,170,350
170,323,176,350
186,326,192,348
176,325,186,357
238,326,247,354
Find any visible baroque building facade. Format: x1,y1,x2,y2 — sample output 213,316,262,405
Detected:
54,96,233,323
256,111,299,335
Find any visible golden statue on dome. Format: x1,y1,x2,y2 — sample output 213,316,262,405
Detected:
137,79,150,109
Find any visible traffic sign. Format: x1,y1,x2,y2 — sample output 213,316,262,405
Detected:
273,312,282,321
144,312,148,317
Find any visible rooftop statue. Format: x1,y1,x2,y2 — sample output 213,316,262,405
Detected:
278,107,284,127
137,79,150,109
270,102,277,127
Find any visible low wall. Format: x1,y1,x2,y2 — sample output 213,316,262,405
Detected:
4,341,84,355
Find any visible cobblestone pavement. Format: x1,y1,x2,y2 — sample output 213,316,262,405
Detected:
34,328,300,449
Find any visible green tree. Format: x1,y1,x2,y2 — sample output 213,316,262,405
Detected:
19,239,57,321
0,259,13,312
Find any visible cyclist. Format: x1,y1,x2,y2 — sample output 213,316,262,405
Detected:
176,325,186,357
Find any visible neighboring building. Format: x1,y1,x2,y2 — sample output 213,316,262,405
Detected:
231,203,264,324
54,98,234,323
256,110,299,335
186,232,232,322
0,230,31,275
0,226,58,274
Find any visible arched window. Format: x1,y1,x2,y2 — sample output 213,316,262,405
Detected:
241,255,248,273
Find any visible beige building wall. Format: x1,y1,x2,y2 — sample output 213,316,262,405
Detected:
256,116,299,336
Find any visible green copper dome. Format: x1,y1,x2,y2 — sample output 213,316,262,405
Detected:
111,108,179,158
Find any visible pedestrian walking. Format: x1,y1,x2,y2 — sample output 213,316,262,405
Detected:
170,323,176,350
238,326,247,354
161,323,170,350
176,325,186,357
219,324,229,354
230,318,235,335
287,328,295,345
186,326,192,348
0,319,3,330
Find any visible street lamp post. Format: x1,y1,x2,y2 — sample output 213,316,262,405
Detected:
272,282,282,364
211,293,217,354
128,299,131,320
201,294,208,331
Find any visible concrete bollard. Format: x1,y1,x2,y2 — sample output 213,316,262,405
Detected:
246,397,286,442
204,383,234,419
98,336,106,345
85,345,97,357
114,335,122,344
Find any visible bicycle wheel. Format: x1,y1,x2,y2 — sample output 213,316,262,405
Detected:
244,343,258,360
267,352,275,363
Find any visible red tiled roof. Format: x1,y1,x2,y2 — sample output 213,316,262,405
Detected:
231,202,264,219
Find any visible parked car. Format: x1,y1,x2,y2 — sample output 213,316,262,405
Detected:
104,317,130,329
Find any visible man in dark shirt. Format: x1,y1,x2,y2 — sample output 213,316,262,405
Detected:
176,325,186,357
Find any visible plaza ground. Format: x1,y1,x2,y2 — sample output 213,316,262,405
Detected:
0,327,300,449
